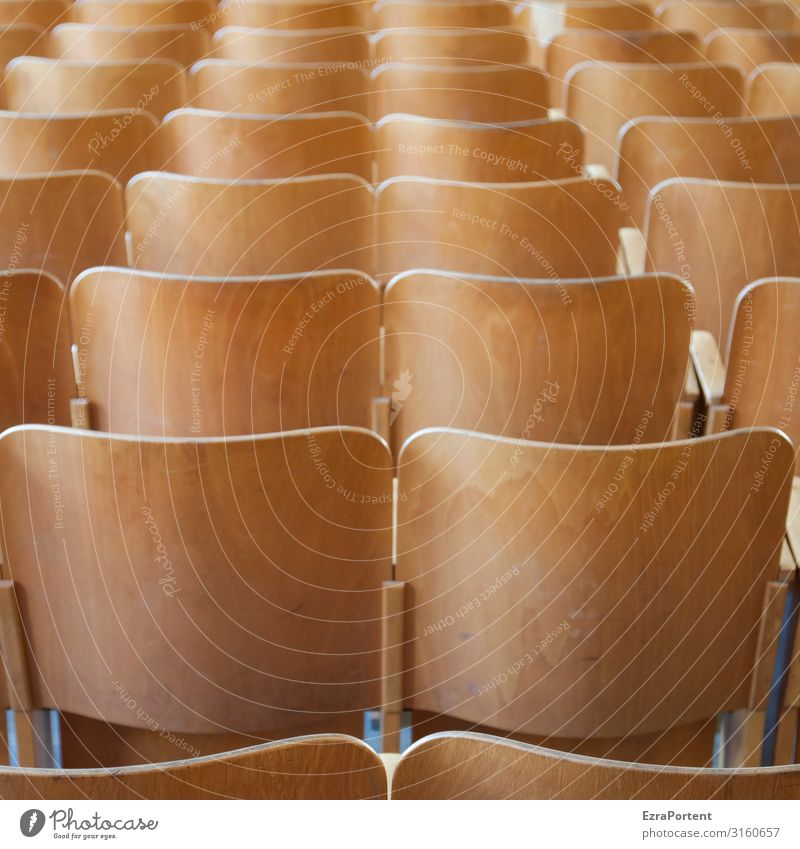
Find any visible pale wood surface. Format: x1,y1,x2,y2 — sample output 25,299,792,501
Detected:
70,0,216,29
658,1,798,38
372,27,529,65
70,268,381,435
373,1,512,29
215,0,369,30
395,428,793,738
211,26,370,63
384,270,692,454
747,63,800,116
0,0,68,29
706,28,800,76
0,25,47,70
690,328,726,405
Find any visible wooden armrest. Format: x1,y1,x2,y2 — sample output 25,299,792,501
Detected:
690,330,726,405
617,226,645,275
683,359,700,404
785,478,800,569
583,163,611,182
547,107,566,121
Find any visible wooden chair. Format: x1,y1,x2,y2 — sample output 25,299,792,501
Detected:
51,23,212,65
0,0,68,29
0,111,159,183
706,28,800,76
393,427,794,760
747,62,800,116
658,1,798,38
0,171,126,286
211,26,370,63
2,58,188,119
371,27,530,65
373,1,513,29
0,425,393,767
126,172,374,276
70,268,382,435
215,0,369,30
376,175,629,284
565,61,745,169
374,115,584,182
0,24,47,69
383,270,693,455
392,732,800,799
0,735,387,799
190,60,370,115
615,114,800,226
371,63,550,122
70,0,216,29
157,109,372,180
0,270,73,432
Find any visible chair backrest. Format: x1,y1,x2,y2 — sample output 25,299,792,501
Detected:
706,28,800,76
215,0,369,29
517,1,658,41
392,732,800,799
3,58,188,119
372,26,530,65
658,1,797,38
70,0,215,28
190,60,370,115
212,25,369,63
644,178,800,342
0,171,126,285
384,270,692,454
0,426,392,739
0,270,73,431
747,62,800,116
616,114,800,226
0,735,387,799
371,63,550,122
374,115,584,182
0,111,159,182
395,427,793,738
126,172,374,276
376,175,627,283
373,1,513,29
71,268,381,435
0,24,46,69
157,109,373,180
565,61,745,169
51,23,212,65
0,0,68,29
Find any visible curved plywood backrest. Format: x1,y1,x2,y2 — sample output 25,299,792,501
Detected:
216,1,369,30
371,26,529,65
705,28,800,76
51,23,212,65
373,1,513,29
211,26,370,64
384,271,692,454
371,63,550,122
644,178,800,343
374,115,584,182
190,60,370,115
747,63,800,116
0,735,387,799
0,425,393,735
0,171,126,285
0,111,159,183
126,172,373,275
395,428,793,738
70,0,216,28
0,0,68,29
0,24,46,69
0,270,73,431
2,58,188,119
565,61,745,169
157,109,373,180
392,733,800,799
70,267,381,435
616,114,800,227
376,175,627,283
657,1,797,38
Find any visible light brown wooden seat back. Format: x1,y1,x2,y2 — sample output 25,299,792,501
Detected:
565,61,745,169
706,28,800,76
616,114,800,226
373,1,513,29
126,172,373,276
747,63,800,116
392,732,800,799
0,24,47,69
157,109,373,180
643,178,800,343
384,271,692,454
372,26,529,65
71,268,381,436
211,26,370,63
0,0,68,29
70,0,216,28
0,171,126,286
658,1,797,38
395,428,793,739
215,0,369,30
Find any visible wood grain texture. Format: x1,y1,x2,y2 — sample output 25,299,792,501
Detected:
0,0,68,29
211,26,370,64
70,267,381,435
51,23,212,65
392,732,800,799
566,61,744,170
0,171,127,286
0,425,393,736
2,58,188,119
0,25,47,71
126,172,373,276
658,1,797,38
747,63,800,116
372,27,529,65
643,178,800,344
395,428,793,738
616,114,800,227
373,1,512,29
157,109,373,180
375,115,584,182
0,735,387,799
0,111,159,183
384,270,692,454
215,1,369,30
70,0,216,29
706,28,800,76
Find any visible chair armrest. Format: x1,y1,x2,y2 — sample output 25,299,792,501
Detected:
690,330,726,406
617,226,646,275
547,107,566,121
